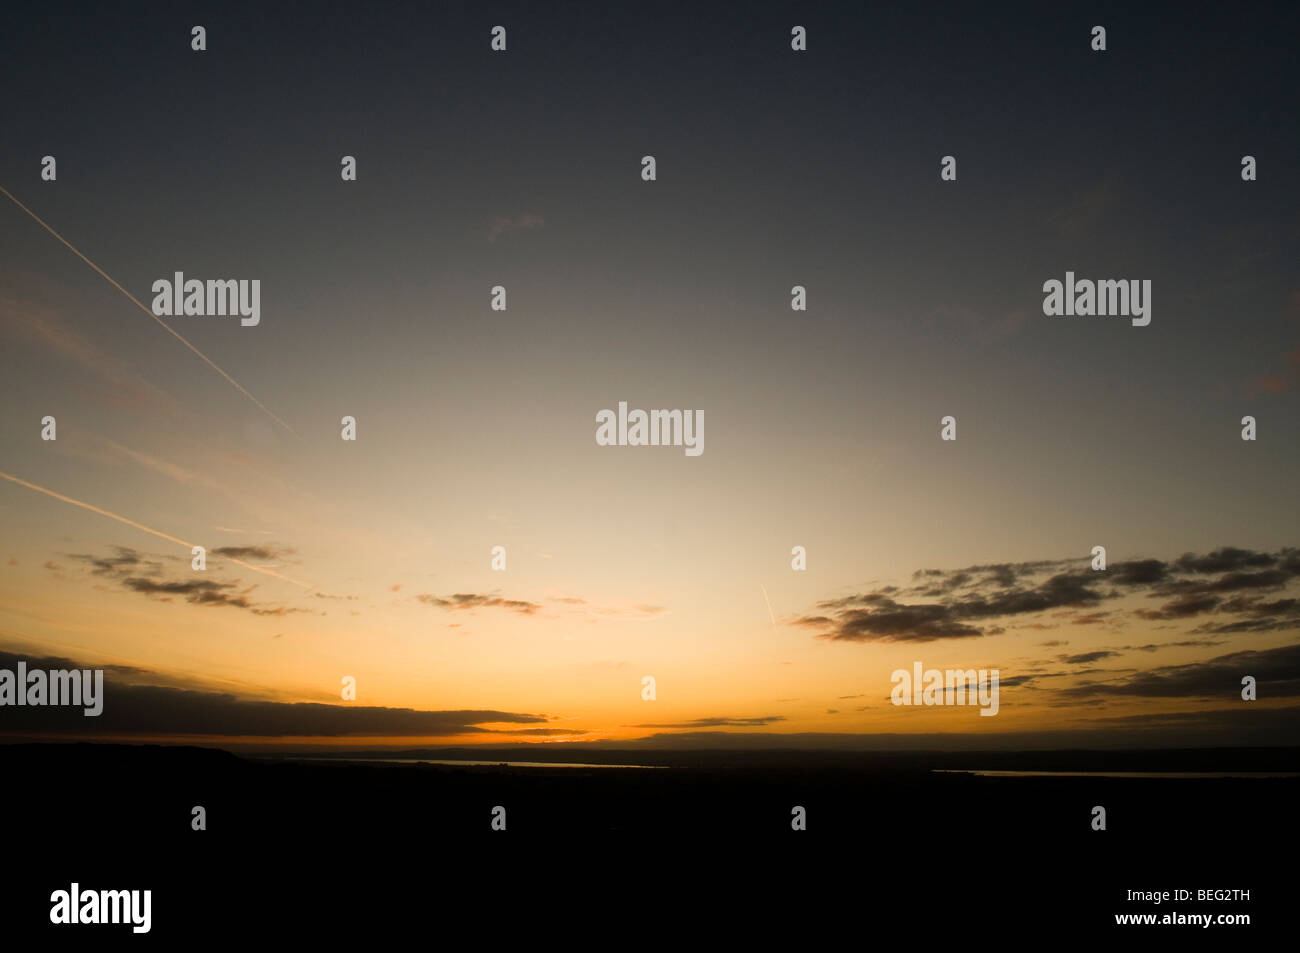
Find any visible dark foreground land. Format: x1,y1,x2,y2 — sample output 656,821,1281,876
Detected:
3,743,1294,942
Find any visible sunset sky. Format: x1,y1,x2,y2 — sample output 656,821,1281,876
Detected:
2,2,1297,750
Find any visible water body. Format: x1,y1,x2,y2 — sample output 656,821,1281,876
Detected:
283,757,668,769
933,769,1300,779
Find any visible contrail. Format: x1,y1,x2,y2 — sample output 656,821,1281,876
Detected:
0,470,313,590
761,584,776,625
0,184,295,434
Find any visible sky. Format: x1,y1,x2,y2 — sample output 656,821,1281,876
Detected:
1,1,1297,750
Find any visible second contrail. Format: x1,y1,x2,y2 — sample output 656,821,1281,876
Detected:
0,470,313,590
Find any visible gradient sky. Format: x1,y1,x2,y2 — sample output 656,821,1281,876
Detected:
2,1,1297,749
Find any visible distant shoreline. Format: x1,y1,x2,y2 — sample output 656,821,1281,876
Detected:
263,756,669,769
932,768,1300,779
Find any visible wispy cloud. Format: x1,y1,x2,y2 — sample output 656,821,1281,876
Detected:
0,650,551,737
0,296,181,416
1244,291,1300,398
414,591,665,620
630,716,785,729
69,546,308,616
796,547,1300,644
1058,643,1300,700
211,545,296,563
486,213,544,242
416,592,541,615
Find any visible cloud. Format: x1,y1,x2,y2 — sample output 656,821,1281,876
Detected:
1057,643,1300,700
486,213,544,242
1245,344,1300,398
798,547,1300,644
1135,594,1222,620
796,596,984,643
415,592,540,615
1119,639,1227,652
1155,569,1294,596
1110,559,1169,585
75,546,152,576
1175,547,1283,574
494,728,588,736
0,650,550,738
69,546,306,616
212,545,295,562
414,592,663,620
629,716,785,729
1069,612,1111,626
798,570,1104,643
1058,651,1119,664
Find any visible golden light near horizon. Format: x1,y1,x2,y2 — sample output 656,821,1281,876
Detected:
0,5,1295,756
